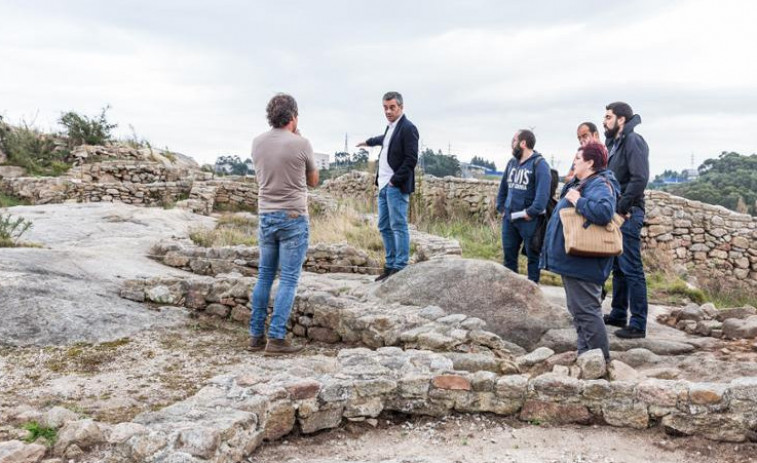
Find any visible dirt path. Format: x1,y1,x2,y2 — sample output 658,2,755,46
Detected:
252,414,755,463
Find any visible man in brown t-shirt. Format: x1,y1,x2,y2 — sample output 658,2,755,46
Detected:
249,93,318,355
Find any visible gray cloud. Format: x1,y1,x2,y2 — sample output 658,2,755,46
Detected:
1,0,754,176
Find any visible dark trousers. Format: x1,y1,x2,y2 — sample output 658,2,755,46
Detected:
562,275,610,360
502,216,540,283
607,207,648,331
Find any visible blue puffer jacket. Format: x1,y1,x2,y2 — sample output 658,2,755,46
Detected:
539,169,621,284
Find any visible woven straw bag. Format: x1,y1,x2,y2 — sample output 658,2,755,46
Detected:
559,208,625,257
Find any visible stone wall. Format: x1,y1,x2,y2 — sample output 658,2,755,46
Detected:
323,172,757,289
644,190,757,286
150,241,383,276
116,274,757,456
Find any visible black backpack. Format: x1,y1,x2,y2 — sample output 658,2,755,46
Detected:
527,156,559,255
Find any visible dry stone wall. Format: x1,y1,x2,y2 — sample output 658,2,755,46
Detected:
324,172,757,289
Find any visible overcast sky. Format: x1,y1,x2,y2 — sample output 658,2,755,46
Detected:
2,0,756,175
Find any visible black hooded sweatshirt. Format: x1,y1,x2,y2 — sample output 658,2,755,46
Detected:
606,114,649,215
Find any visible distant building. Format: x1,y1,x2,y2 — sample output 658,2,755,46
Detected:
460,162,488,179
683,168,699,180
313,152,330,170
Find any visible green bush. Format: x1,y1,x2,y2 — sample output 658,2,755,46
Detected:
0,122,71,176
0,213,33,247
58,106,117,148
22,422,57,445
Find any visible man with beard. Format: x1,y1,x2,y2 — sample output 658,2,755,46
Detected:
496,129,552,283
601,102,650,339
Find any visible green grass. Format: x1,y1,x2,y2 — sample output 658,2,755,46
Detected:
0,192,30,208
22,422,57,445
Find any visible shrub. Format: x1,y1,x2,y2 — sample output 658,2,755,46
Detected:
0,213,33,247
58,106,117,148
0,121,70,176
22,422,57,445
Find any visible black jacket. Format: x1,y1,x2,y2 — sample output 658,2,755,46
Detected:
366,114,419,194
606,114,649,215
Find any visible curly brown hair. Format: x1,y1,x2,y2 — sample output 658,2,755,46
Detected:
266,93,298,128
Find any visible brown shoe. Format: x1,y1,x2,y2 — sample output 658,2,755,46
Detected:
247,336,266,352
264,338,303,356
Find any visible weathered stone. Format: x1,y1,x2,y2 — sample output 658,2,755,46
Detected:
519,400,591,425
495,375,529,399
53,419,105,455
175,426,221,459
576,349,606,380
0,440,47,463
42,406,79,429
298,403,343,434
602,402,649,429
307,326,341,343
608,360,639,382
689,382,728,405
517,347,555,368
723,315,757,339
431,375,471,391
263,400,295,441
662,413,747,442
107,422,148,444
285,379,321,400
635,379,686,408
716,306,757,322
373,257,571,350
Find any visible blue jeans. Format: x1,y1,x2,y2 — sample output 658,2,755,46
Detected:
607,207,648,331
250,212,309,340
502,216,540,283
377,185,410,270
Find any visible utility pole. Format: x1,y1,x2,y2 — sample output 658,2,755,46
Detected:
344,133,348,153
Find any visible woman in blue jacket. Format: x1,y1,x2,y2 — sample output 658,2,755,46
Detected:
540,142,620,360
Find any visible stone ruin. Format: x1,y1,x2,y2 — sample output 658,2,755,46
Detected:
2,151,757,463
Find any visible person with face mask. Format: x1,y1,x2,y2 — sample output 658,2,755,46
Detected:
495,129,552,283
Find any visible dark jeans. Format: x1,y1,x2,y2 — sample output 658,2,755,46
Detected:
250,212,309,340
562,275,610,360
502,216,540,283
377,185,410,270
607,207,648,331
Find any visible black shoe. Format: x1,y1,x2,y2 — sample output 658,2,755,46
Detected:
615,327,646,339
603,314,626,328
375,268,393,282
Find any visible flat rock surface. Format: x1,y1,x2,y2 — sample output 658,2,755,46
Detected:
0,203,212,346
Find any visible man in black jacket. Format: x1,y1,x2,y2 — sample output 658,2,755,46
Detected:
358,91,419,282
602,102,650,339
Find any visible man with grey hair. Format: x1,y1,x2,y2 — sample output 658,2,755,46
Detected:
249,93,318,355
358,91,419,282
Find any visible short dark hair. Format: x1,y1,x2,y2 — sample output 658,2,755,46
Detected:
578,121,599,134
580,141,608,170
383,91,403,106
605,102,633,123
266,93,298,128
517,130,536,149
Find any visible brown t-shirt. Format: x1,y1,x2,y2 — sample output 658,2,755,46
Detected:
252,128,316,215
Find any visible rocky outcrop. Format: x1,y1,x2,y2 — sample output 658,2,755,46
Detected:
373,257,572,350
660,302,757,339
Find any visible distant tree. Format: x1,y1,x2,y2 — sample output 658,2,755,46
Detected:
351,148,369,168
470,156,496,171
334,151,350,168
664,151,757,215
214,155,252,176
420,148,461,177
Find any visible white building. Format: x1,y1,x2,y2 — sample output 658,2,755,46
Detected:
313,152,330,170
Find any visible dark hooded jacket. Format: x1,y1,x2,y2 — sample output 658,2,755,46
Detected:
606,114,649,215
539,169,621,285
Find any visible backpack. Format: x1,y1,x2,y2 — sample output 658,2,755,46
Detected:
528,156,559,255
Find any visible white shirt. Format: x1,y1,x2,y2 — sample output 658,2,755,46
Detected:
377,116,402,190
